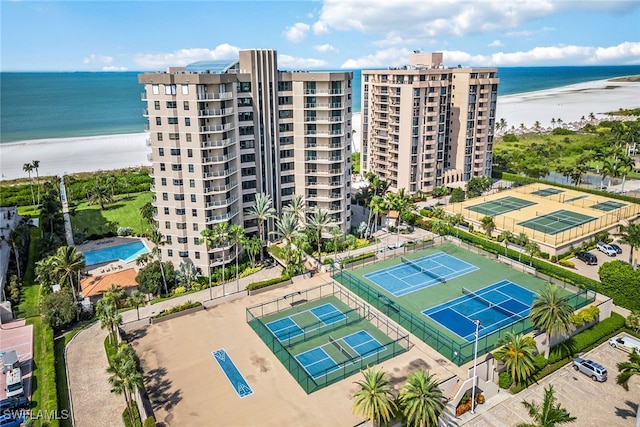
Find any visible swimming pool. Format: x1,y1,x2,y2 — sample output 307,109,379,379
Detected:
82,241,149,266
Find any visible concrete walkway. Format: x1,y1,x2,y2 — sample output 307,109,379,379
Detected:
66,322,123,427
59,176,74,247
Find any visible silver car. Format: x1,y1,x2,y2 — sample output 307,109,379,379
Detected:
573,357,607,382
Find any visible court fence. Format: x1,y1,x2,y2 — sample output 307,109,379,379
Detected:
246,282,410,394
332,269,595,366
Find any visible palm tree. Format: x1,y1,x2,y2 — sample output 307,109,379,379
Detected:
149,227,168,295
271,213,300,244
430,219,449,236
228,224,245,288
88,183,112,209
517,385,576,427
533,121,541,133
599,158,618,190
620,223,640,269
368,195,387,238
246,193,276,263
97,297,123,346
431,206,446,220
616,349,640,391
52,245,85,306
31,160,41,205
241,235,261,268
480,215,496,237
105,174,118,200
550,118,556,129
127,290,146,321
525,240,540,266
498,230,514,256
494,331,537,386
447,213,465,238
387,188,414,247
330,226,343,259
23,163,36,207
308,208,332,264
351,367,397,427
616,154,635,193
530,283,575,357
398,369,445,427
103,283,126,309
212,221,230,285
176,262,199,290
107,344,144,427
7,229,24,279
516,233,529,263
283,194,306,226
201,228,214,296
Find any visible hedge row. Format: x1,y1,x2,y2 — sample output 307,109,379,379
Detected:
342,251,376,265
247,275,291,291
495,171,640,204
154,300,202,318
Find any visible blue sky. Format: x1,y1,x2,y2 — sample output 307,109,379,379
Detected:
2,0,639,71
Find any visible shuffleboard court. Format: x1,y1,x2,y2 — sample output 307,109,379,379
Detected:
212,349,253,398
466,196,536,217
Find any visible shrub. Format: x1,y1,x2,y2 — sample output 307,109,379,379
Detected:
117,226,133,236
247,275,290,291
143,416,156,427
502,133,518,142
342,252,376,265
552,127,575,135
569,306,600,327
498,371,512,389
155,300,202,318
558,259,575,268
239,266,262,278
171,286,186,296
550,255,557,263
123,404,142,427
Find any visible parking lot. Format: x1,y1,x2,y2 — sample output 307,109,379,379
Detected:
570,239,632,282
465,338,639,426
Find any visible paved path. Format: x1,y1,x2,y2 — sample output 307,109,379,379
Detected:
66,322,123,427
59,176,74,247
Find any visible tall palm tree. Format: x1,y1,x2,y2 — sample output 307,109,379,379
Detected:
494,331,537,386
7,229,24,279
530,283,575,357
52,245,85,306
241,235,261,268
616,154,635,193
103,283,126,309
498,230,514,256
283,194,306,226
271,212,300,244
88,183,112,209
368,195,387,238
96,297,122,346
431,206,446,220
212,221,230,285
351,367,397,427
107,344,144,427
398,369,445,427
517,385,576,427
31,160,41,206
228,224,245,289
330,226,343,259
127,290,146,321
246,193,276,263
525,240,540,267
599,158,618,191
616,349,640,391
149,227,168,295
307,208,332,264
387,188,414,247
516,233,529,263
447,213,465,238
23,163,36,207
201,228,214,296
430,219,449,236
620,223,640,269
480,215,496,237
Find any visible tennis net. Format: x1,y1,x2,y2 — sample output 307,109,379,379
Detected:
329,335,356,360
401,257,446,283
461,287,522,319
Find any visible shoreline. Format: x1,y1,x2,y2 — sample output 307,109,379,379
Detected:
1,77,638,181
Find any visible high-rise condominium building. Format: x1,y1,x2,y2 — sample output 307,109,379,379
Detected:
361,52,499,193
139,49,353,273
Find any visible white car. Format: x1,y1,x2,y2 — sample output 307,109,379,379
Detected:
596,241,617,257
609,336,640,353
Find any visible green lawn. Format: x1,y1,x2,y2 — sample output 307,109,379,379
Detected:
55,324,90,427
70,192,152,236
28,316,60,427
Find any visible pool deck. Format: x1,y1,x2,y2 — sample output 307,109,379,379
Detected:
77,236,151,275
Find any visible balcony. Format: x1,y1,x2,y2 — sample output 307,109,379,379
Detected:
201,137,235,149
205,194,239,208
202,151,237,164
305,156,343,163
206,209,239,224
305,168,342,175
199,107,235,117
203,166,238,179
304,130,344,137
142,108,149,117
140,92,147,101
200,123,234,133
145,138,151,146
197,92,234,101
305,142,344,150
204,182,238,194
305,116,344,123
304,88,344,95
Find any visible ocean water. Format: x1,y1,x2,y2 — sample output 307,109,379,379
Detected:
1,65,639,143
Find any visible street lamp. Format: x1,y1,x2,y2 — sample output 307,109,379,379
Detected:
470,319,480,414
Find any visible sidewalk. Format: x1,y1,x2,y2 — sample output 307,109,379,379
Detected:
59,176,74,247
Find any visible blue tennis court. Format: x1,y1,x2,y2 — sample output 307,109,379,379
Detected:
294,330,386,379
423,280,537,341
265,303,346,341
364,252,478,297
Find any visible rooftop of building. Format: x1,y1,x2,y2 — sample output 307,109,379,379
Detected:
80,268,138,299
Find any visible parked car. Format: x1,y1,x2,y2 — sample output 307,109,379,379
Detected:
608,243,623,254
596,241,617,257
609,335,640,353
575,251,598,265
573,357,607,382
0,397,28,412
0,414,24,427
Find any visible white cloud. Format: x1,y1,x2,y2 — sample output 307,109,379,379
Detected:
489,40,504,47
133,44,240,69
284,22,310,43
312,20,329,35
342,42,640,68
314,44,338,53
102,66,128,71
278,54,328,69
83,54,113,65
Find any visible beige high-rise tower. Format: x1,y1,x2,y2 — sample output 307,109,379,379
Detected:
139,49,353,274
361,52,499,193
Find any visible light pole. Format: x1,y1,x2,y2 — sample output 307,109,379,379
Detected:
471,319,480,414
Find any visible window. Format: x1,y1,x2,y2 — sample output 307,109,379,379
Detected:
281,187,294,196
240,140,255,150
192,209,198,217
177,223,187,230
187,149,193,157
189,179,195,188
191,194,196,202
164,221,171,229
154,101,160,110
160,163,166,172
237,98,253,107
186,134,192,142
161,177,167,185
185,118,191,126
241,153,255,163
169,133,179,140
193,223,199,231
172,179,183,186
166,236,172,244
183,101,190,110
243,193,256,203
163,207,169,215
171,164,182,171
157,132,163,141
179,251,188,258
188,164,194,173
156,117,161,126
237,82,251,92
165,84,176,95
158,148,165,156
152,84,159,95
166,101,177,109
239,126,254,135
242,181,257,190
195,252,200,259
278,81,291,91
170,148,180,156
174,194,185,201
239,112,253,121
168,117,178,125
242,167,256,176
178,237,188,244
194,237,200,245
181,84,189,95
167,249,173,257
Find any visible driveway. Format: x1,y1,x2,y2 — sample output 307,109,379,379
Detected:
461,338,639,426
569,239,633,282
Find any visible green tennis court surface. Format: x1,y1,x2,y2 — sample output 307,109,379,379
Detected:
518,209,596,235
564,195,588,203
466,196,536,216
591,200,627,212
531,187,565,197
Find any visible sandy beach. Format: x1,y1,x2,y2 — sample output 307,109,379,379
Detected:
0,77,637,181
496,77,640,130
